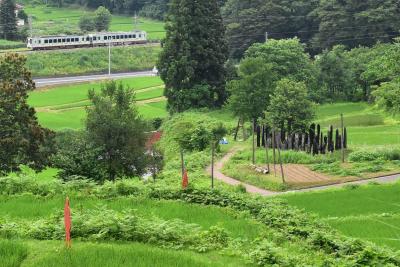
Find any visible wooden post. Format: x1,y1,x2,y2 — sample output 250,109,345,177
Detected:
272,130,277,177
263,126,270,172
211,141,215,189
252,119,256,165
276,131,285,184
341,114,345,163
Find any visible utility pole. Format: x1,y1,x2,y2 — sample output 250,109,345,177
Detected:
108,36,111,76
265,32,268,42
211,141,215,189
28,15,33,37
134,13,138,30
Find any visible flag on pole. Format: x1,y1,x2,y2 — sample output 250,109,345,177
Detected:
182,169,188,189
64,197,72,248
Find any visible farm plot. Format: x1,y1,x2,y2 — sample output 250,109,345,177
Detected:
221,102,400,191
29,76,168,130
280,182,400,250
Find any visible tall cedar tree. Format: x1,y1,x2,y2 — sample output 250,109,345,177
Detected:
158,0,228,112
86,81,148,180
0,0,18,40
0,54,55,173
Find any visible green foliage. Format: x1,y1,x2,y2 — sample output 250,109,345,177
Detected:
0,0,18,40
266,78,315,133
25,45,161,77
227,57,276,120
51,131,106,181
0,53,55,174
93,6,111,31
348,147,400,162
316,45,361,101
86,81,148,180
373,78,400,115
158,0,228,112
160,112,227,155
79,14,95,32
0,239,28,267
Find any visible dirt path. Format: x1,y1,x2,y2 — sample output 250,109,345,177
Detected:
208,148,400,197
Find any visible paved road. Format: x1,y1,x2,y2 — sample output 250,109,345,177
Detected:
34,71,156,88
209,147,400,197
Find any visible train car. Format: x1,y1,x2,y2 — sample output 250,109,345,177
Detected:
27,30,147,50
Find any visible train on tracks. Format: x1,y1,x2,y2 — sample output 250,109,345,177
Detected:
27,30,147,50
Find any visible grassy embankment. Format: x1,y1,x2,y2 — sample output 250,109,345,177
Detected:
29,76,167,130
280,182,400,251
0,4,165,52
26,45,161,77
221,102,400,191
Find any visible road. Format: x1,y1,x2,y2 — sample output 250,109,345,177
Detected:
34,71,156,88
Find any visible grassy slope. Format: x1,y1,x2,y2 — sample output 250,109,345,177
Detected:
29,76,167,130
0,239,247,267
24,5,165,40
26,45,161,77
280,182,400,250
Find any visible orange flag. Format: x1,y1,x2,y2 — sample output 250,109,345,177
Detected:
182,169,188,189
64,197,72,248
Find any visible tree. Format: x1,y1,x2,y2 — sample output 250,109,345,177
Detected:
79,14,95,32
0,0,18,40
373,78,400,115
158,0,228,112
86,81,148,180
266,79,315,134
227,57,276,121
222,0,319,58
94,6,111,32
316,45,360,101
312,0,400,51
0,53,55,173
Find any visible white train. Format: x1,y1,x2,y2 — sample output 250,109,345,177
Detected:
27,30,147,50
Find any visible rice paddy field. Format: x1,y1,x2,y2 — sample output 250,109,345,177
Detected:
29,76,168,130
280,182,400,250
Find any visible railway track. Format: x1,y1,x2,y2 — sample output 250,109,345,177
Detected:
0,42,161,55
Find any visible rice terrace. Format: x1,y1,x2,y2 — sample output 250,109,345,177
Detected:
1,0,400,266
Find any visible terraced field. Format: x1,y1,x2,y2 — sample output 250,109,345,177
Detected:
29,76,167,130
281,182,400,250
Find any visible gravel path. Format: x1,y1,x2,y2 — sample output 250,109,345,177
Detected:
208,148,400,197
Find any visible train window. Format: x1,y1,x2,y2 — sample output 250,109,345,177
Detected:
124,35,128,38
38,40,41,44
44,40,48,44
75,38,78,42
116,35,120,39
86,37,90,41
58,39,61,42
82,38,84,41
133,34,136,38
94,37,97,41
49,39,52,43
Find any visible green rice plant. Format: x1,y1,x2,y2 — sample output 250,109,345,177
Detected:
0,239,28,267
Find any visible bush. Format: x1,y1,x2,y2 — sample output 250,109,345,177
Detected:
349,147,400,162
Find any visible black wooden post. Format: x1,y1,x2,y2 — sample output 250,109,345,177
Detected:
341,114,345,163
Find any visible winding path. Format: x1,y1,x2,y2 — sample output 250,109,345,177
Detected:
208,148,400,197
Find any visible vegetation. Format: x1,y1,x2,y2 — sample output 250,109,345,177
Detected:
222,0,400,57
0,0,17,40
280,182,400,250
25,45,160,77
158,0,228,112
0,53,54,173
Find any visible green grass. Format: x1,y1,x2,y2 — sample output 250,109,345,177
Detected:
0,195,264,240
29,76,163,107
279,182,400,250
0,39,25,50
26,45,161,77
17,240,248,267
28,76,167,130
24,5,165,40
0,239,28,267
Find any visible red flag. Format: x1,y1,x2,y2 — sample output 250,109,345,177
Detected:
64,197,72,248
182,169,188,189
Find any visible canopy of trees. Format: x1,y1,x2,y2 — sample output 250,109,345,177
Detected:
0,54,54,173
158,0,228,112
222,0,400,57
0,0,18,40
